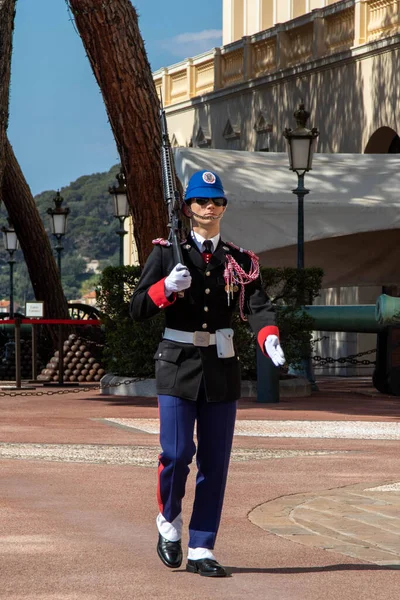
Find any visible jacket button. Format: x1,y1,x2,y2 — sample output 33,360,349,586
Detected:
202,323,208,329
206,271,211,276
205,288,210,294
204,306,209,312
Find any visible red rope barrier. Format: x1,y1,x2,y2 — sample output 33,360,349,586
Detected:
0,319,101,326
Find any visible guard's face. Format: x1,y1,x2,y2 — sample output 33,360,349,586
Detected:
186,198,226,225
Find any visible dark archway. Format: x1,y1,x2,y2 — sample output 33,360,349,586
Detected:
388,133,400,153
364,126,400,153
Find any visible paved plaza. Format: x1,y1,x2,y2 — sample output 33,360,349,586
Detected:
0,377,399,599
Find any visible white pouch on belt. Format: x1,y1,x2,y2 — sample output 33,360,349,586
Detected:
215,328,235,358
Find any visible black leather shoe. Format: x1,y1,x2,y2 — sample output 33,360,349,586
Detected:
186,558,227,577
157,534,182,569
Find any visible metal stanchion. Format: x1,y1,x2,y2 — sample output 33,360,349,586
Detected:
31,323,38,381
0,317,36,390
15,317,21,388
58,323,64,385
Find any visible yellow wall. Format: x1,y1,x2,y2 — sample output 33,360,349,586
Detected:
260,0,274,30
292,0,307,19
223,0,332,44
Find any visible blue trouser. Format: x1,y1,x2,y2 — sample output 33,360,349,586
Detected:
157,389,237,549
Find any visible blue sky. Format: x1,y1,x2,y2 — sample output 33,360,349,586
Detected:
8,0,222,196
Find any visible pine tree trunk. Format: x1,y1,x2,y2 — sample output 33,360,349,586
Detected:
2,140,70,319
0,0,16,199
68,0,168,265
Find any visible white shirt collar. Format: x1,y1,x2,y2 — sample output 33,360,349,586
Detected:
191,230,220,253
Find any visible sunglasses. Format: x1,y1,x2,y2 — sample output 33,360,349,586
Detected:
191,197,227,207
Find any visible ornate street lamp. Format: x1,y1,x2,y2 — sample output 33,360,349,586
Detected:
283,100,319,269
109,170,129,266
283,101,320,391
47,191,70,277
1,220,19,318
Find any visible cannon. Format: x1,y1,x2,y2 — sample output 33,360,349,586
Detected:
304,305,385,334
304,294,400,396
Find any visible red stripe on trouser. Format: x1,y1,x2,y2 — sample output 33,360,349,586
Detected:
157,454,164,513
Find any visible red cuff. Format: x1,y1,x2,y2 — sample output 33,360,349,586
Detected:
148,278,176,309
257,326,280,356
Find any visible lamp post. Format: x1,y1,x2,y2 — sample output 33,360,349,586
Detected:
47,191,70,277
283,100,319,270
283,101,320,391
109,170,129,266
1,220,19,318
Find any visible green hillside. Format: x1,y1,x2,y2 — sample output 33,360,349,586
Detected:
0,164,123,308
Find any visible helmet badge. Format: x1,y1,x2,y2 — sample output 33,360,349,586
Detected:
202,171,216,184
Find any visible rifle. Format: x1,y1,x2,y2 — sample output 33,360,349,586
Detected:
160,99,185,267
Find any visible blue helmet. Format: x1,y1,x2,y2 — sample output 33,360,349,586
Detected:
184,170,227,203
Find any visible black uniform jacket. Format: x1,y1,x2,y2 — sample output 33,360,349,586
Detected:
130,236,277,403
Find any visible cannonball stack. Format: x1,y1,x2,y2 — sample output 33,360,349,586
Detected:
0,339,43,380
37,333,105,383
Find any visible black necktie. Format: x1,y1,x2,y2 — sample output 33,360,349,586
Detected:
203,240,213,254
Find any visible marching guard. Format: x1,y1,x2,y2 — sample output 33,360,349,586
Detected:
130,170,285,577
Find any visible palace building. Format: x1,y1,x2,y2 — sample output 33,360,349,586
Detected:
153,0,400,154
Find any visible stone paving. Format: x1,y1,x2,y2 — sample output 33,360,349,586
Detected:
249,481,400,568
100,415,400,568
104,417,400,439
0,442,340,466
369,483,400,492
1,379,400,598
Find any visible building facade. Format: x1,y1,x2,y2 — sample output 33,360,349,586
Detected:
154,0,400,155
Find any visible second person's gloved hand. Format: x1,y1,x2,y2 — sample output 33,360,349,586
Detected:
264,335,286,367
165,263,192,296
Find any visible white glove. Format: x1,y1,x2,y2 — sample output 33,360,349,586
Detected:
264,334,286,367
164,263,192,295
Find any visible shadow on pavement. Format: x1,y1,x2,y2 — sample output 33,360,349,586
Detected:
170,563,394,576
227,563,396,574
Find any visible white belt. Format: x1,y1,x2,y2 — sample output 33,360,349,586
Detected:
164,327,216,347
